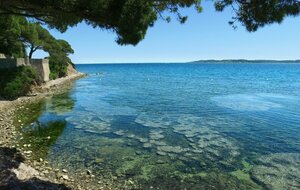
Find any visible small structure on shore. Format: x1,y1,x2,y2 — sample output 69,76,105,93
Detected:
0,53,50,82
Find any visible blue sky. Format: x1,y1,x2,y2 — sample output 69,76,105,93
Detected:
35,1,300,63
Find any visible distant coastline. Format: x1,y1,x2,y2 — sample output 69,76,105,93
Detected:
76,59,300,65
190,59,300,64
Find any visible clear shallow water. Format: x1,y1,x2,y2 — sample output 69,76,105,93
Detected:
18,63,300,189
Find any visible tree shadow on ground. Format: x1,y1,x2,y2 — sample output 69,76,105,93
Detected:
0,147,70,190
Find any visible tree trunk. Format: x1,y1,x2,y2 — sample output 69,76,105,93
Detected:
28,46,34,59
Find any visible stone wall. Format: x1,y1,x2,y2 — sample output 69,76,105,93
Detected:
30,59,50,82
0,58,25,69
0,58,50,82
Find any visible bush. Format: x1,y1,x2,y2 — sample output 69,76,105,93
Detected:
0,66,37,99
49,54,70,80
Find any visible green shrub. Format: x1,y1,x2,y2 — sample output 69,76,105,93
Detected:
49,54,70,80
49,72,59,80
0,66,37,100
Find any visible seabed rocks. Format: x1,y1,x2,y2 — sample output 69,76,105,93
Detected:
251,153,300,190
66,110,111,135
65,109,241,171
12,94,300,189
135,113,241,168
40,107,253,188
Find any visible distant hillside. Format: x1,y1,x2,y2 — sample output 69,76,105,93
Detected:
191,59,300,64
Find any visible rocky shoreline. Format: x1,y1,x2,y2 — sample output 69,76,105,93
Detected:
0,72,101,190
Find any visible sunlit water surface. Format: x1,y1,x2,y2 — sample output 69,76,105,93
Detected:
18,63,300,190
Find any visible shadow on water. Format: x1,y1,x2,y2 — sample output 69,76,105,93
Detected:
0,147,70,190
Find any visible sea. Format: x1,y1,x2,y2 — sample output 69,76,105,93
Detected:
17,63,300,189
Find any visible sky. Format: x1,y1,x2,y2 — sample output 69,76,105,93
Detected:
35,1,300,63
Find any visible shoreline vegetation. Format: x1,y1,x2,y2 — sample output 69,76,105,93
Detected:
0,71,91,190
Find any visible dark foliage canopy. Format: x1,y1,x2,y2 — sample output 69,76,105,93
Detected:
215,0,300,31
0,1,299,45
0,1,299,46
0,0,201,45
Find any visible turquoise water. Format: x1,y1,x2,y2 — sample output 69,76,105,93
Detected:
19,63,300,189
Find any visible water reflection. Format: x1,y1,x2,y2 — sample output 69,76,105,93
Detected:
21,120,67,159
18,91,76,159
46,92,76,115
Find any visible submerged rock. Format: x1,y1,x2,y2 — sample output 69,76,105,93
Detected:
156,151,167,156
157,145,185,154
149,130,165,140
251,153,300,190
138,137,148,143
135,113,174,129
143,143,152,148
114,130,125,136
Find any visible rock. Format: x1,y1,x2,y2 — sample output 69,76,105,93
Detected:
150,130,165,140
46,136,51,139
39,158,43,162
18,120,21,123
157,145,185,154
62,169,68,173
251,153,300,190
112,176,117,180
86,169,92,175
0,118,3,121
33,161,39,166
114,130,125,136
135,151,142,155
56,172,63,179
138,138,148,143
95,158,103,164
143,143,152,148
127,134,135,138
156,151,167,156
62,174,69,180
127,179,134,185
11,163,39,180
156,160,165,164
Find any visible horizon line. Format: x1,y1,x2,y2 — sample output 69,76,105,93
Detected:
74,59,300,64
